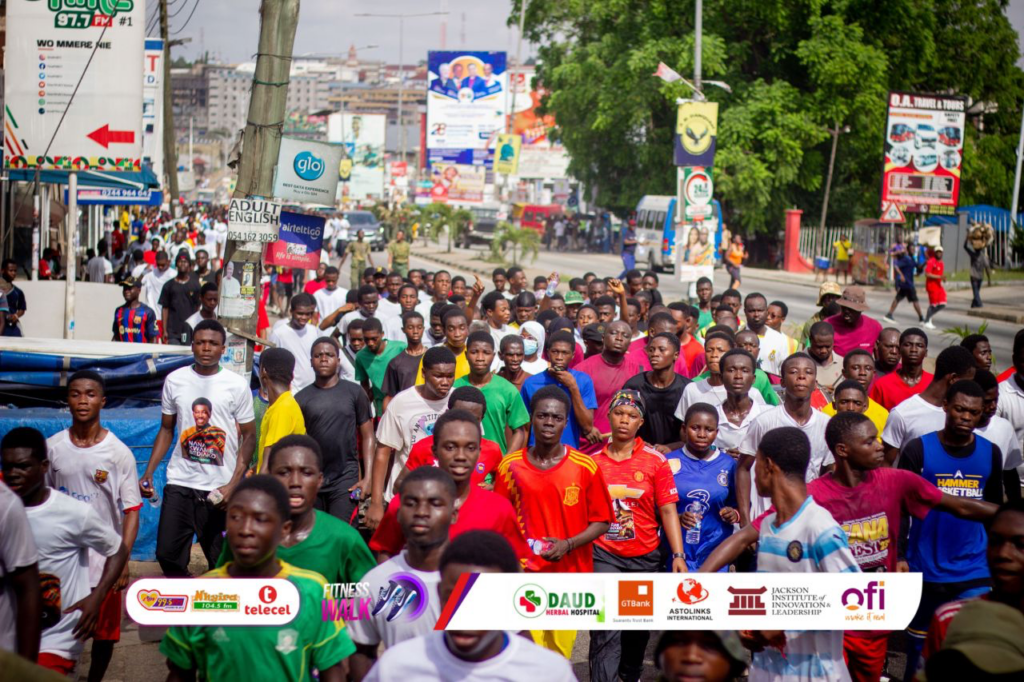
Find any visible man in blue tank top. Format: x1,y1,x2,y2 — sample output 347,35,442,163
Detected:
897,379,1019,674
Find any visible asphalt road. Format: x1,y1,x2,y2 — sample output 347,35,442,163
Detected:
401,245,1019,372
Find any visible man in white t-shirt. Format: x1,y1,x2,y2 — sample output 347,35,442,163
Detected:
366,529,574,682
745,427,857,682
349,468,454,679
0,479,40,661
336,285,383,342
882,345,978,464
367,346,456,530
269,293,319,393
997,332,1024,460
87,246,114,284
142,251,175,317
1,428,128,675
140,319,256,576
313,266,350,326
744,292,790,377
737,353,834,524
45,370,142,681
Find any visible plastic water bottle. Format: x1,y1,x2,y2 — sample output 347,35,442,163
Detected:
142,480,160,508
684,501,703,545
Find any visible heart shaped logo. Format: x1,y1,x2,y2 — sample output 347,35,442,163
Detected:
138,590,160,609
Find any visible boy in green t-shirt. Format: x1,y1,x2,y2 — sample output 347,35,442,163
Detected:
161,475,355,681
354,318,407,415
217,435,376,585
453,331,530,454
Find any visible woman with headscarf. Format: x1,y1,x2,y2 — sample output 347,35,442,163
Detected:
590,390,686,682
519,321,549,374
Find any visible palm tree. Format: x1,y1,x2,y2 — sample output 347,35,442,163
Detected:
417,203,473,253
491,221,540,265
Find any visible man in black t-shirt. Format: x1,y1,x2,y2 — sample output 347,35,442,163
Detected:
381,311,428,411
294,336,374,524
623,332,689,452
159,252,201,345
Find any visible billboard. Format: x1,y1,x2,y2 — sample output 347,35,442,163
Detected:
143,39,164,179
427,51,507,157
675,101,718,167
429,163,486,203
4,0,145,171
881,91,966,216
506,67,570,179
328,113,385,201
265,211,325,270
273,137,343,205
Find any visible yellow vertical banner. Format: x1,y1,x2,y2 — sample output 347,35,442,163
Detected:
494,133,523,175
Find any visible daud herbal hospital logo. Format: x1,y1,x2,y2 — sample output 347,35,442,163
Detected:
514,584,547,618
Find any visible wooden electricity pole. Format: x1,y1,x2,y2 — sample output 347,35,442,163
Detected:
160,0,180,210
218,0,300,371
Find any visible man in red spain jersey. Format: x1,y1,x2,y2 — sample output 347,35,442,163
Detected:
493,384,614,658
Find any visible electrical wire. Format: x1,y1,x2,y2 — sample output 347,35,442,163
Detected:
170,0,202,34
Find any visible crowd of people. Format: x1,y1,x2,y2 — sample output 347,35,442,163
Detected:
2,216,1024,682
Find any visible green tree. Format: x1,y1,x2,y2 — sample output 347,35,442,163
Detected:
416,203,473,252
491,221,541,266
519,0,1024,232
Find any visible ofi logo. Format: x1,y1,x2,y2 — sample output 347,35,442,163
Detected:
294,151,325,181
842,580,885,611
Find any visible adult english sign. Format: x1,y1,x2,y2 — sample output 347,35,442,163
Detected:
227,197,282,243
273,137,342,205
4,0,145,171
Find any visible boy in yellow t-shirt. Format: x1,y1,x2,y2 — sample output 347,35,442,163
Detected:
833,235,853,284
256,347,306,473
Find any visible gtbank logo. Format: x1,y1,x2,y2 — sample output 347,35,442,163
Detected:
842,580,885,611
294,151,325,181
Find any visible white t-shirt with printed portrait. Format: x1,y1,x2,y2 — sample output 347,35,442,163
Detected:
26,489,121,660
46,429,141,586
161,365,256,490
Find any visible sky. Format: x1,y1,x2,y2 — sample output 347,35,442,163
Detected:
167,0,529,65
169,0,1024,67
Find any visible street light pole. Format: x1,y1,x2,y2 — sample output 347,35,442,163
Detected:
508,0,527,135
1010,102,1024,225
694,0,702,92
355,12,449,165
819,123,850,232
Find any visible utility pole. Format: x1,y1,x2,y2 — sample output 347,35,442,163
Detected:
694,0,702,92
220,0,300,371
818,124,850,232
508,0,527,134
160,0,180,211
1010,102,1024,226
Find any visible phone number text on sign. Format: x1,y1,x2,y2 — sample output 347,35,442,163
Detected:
227,198,282,243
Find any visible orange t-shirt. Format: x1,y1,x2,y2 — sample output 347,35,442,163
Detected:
493,447,614,573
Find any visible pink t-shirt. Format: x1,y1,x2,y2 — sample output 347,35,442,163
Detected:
755,469,942,574
824,312,883,357
576,352,646,433
626,336,705,378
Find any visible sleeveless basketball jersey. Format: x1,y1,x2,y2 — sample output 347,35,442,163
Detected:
908,432,992,583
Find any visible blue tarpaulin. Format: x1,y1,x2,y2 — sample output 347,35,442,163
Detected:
0,407,171,561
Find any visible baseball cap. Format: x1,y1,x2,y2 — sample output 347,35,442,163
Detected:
564,291,585,305
119,276,142,289
836,285,869,312
816,281,842,306
920,601,1024,680
934,245,944,253
582,323,606,343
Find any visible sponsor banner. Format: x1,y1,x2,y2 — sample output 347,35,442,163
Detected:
493,133,522,175
264,211,325,270
274,137,343,205
428,163,486,204
427,51,507,152
681,166,714,221
4,0,145,171
227,197,282,243
127,579,300,626
881,91,966,216
517,145,570,180
328,113,385,201
437,573,922,631
675,102,719,167
428,147,494,170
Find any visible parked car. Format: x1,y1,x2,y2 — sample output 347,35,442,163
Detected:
914,124,937,149
889,123,915,143
937,126,962,147
342,210,386,251
461,206,500,247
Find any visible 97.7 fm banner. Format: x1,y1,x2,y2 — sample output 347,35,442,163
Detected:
881,91,967,216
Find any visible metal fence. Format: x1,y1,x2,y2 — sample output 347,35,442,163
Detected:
984,213,1021,269
798,225,848,268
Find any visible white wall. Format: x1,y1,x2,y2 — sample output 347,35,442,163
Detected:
18,281,126,341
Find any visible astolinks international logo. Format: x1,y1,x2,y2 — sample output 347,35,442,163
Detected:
294,151,326,181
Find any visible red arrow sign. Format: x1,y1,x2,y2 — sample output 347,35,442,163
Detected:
87,124,136,149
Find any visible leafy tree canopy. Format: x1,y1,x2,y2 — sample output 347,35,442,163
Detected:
517,0,1024,232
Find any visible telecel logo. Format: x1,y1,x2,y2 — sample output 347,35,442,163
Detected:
842,580,885,611
294,151,325,181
